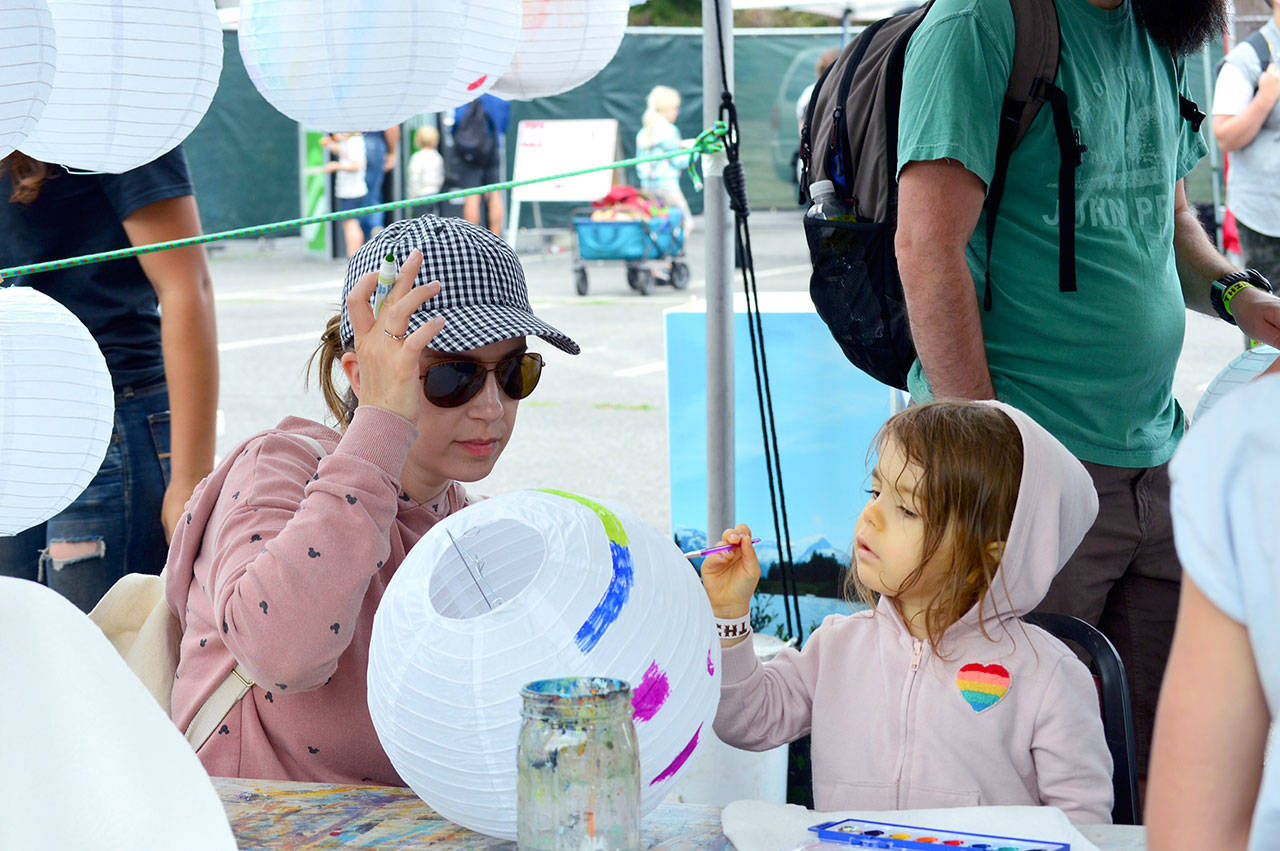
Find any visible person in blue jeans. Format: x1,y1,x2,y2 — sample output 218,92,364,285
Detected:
0,147,218,612
357,128,400,243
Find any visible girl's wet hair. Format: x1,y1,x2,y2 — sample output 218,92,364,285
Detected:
846,401,1023,650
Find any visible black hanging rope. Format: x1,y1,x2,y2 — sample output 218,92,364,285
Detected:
710,0,803,644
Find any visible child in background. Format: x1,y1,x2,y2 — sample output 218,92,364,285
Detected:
320,132,368,258
702,400,1113,823
408,125,445,217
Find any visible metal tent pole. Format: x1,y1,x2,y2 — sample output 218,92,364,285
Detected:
703,0,735,542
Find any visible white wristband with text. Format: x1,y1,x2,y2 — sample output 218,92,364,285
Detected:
714,614,752,640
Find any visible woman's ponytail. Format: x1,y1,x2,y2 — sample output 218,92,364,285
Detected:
307,313,358,428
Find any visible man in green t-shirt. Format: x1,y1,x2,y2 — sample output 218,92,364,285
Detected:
895,0,1280,775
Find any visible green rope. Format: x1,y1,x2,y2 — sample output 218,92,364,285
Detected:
0,122,728,282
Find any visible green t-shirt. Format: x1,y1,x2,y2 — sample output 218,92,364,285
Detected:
897,0,1207,467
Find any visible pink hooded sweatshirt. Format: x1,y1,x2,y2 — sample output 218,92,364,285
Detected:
165,406,466,784
714,401,1113,824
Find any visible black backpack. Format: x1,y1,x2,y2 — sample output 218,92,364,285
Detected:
454,99,498,168
800,0,1082,390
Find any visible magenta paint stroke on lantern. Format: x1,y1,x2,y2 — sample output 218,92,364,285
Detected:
707,649,715,676
630,661,669,723
650,723,702,786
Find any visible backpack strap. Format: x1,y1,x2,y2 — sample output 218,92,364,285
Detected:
983,0,1084,308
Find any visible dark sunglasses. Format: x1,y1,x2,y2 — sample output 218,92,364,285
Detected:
421,352,544,408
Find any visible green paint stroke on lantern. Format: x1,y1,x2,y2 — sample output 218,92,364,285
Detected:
539,489,628,547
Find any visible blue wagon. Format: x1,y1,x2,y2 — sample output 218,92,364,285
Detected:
571,208,690,296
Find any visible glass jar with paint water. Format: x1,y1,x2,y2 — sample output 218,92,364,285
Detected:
517,677,640,851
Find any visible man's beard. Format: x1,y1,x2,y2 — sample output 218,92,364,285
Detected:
1130,0,1227,56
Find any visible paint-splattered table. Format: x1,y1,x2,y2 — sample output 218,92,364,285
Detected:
214,777,729,849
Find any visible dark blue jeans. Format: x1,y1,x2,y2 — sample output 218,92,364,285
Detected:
0,381,171,612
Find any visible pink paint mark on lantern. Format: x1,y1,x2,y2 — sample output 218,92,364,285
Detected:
466,75,488,92
630,661,669,723
707,649,715,676
650,724,702,785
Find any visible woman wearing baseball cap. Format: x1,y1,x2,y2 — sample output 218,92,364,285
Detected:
163,217,578,783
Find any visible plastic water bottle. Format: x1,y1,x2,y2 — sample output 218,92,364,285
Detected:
805,179,859,222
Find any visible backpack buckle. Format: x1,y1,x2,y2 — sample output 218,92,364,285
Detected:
1071,129,1087,166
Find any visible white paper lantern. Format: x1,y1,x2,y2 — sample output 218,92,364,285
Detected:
489,0,631,100
18,0,221,174
1194,344,1279,421
240,0,518,131
0,0,56,161
368,489,720,840
0,287,113,536
419,0,521,113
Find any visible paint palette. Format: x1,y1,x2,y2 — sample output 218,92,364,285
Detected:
807,818,1069,850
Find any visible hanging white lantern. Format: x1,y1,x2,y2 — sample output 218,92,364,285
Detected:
18,0,221,174
240,0,516,131
0,287,113,537
420,0,521,113
489,0,632,100
368,489,720,840
0,0,56,161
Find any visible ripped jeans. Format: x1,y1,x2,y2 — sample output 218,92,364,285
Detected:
0,381,171,613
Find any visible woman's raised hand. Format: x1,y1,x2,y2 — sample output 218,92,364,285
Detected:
699,523,761,620
345,249,445,423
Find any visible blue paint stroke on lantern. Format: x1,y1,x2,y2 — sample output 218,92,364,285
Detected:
539,489,635,655
650,723,702,786
574,540,634,654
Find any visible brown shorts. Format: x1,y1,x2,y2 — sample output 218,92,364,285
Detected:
1034,459,1181,775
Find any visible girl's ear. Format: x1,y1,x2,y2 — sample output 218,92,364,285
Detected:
985,540,1006,565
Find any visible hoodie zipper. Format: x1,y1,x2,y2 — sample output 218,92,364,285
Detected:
892,638,925,806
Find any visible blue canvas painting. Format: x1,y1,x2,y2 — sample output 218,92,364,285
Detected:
664,294,895,638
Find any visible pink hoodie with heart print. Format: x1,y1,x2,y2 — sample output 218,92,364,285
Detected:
713,401,1113,824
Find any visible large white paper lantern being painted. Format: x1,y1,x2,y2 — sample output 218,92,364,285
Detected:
18,0,221,174
489,0,631,100
1194,344,1278,421
368,489,720,840
0,0,56,161
240,0,520,131
0,287,113,536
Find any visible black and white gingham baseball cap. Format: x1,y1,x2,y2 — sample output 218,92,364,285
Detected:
339,216,579,355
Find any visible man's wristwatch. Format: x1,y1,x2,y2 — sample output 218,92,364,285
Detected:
1210,269,1273,325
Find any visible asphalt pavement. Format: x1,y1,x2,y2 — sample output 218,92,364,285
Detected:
208,208,1245,535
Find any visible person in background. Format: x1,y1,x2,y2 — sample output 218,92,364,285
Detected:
452,93,510,238
357,128,400,243
321,132,368,259
1212,0,1280,288
166,217,579,784
1147,372,1280,848
408,125,445,218
0,148,218,612
635,85,693,236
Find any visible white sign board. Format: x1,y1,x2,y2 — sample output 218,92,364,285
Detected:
510,119,620,203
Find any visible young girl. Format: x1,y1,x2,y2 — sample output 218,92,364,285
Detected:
635,85,693,236
703,400,1113,823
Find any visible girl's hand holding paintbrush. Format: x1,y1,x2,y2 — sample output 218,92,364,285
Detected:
699,523,761,647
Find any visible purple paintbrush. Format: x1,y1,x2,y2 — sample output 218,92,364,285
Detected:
682,537,762,558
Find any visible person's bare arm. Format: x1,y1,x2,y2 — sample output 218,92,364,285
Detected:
122,195,218,541
384,126,401,172
1146,577,1268,849
895,159,993,399
1173,179,1235,316
1213,64,1280,153
1173,180,1280,346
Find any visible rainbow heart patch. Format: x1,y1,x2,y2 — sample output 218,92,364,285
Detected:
956,663,1010,712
